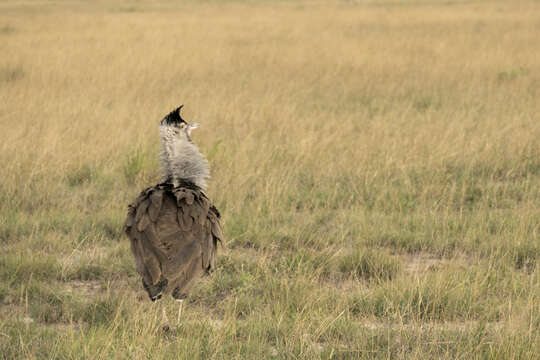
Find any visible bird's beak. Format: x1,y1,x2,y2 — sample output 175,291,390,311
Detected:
185,122,199,142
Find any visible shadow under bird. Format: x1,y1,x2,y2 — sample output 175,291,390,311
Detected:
124,105,223,327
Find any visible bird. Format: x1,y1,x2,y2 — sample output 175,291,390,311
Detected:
123,105,223,327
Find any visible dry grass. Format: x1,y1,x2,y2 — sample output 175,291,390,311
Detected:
1,0,539,358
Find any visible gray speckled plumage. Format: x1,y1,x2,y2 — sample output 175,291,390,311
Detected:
158,106,210,189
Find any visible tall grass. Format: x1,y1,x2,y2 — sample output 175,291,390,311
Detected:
1,0,539,358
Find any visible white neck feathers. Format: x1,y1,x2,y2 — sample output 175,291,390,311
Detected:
159,125,210,189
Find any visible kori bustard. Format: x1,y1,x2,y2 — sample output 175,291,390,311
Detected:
124,105,223,327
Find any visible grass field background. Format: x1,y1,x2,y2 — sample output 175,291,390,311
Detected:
1,0,539,358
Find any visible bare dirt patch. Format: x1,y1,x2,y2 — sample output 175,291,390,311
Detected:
402,253,472,274
64,280,103,297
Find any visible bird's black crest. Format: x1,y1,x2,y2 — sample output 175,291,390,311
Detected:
161,105,186,126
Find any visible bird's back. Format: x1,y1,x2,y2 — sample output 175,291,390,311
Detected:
124,182,222,301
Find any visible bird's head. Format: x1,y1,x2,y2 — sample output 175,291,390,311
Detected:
160,105,199,142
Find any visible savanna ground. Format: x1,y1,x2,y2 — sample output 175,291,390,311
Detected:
1,0,539,358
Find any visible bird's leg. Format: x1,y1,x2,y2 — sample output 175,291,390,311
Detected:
176,299,184,326
162,305,169,323
161,301,170,331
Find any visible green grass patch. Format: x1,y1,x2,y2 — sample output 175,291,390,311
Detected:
338,248,401,282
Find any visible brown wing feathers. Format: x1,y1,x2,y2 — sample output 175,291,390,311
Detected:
124,183,222,301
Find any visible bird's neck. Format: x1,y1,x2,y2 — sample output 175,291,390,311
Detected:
159,125,209,189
